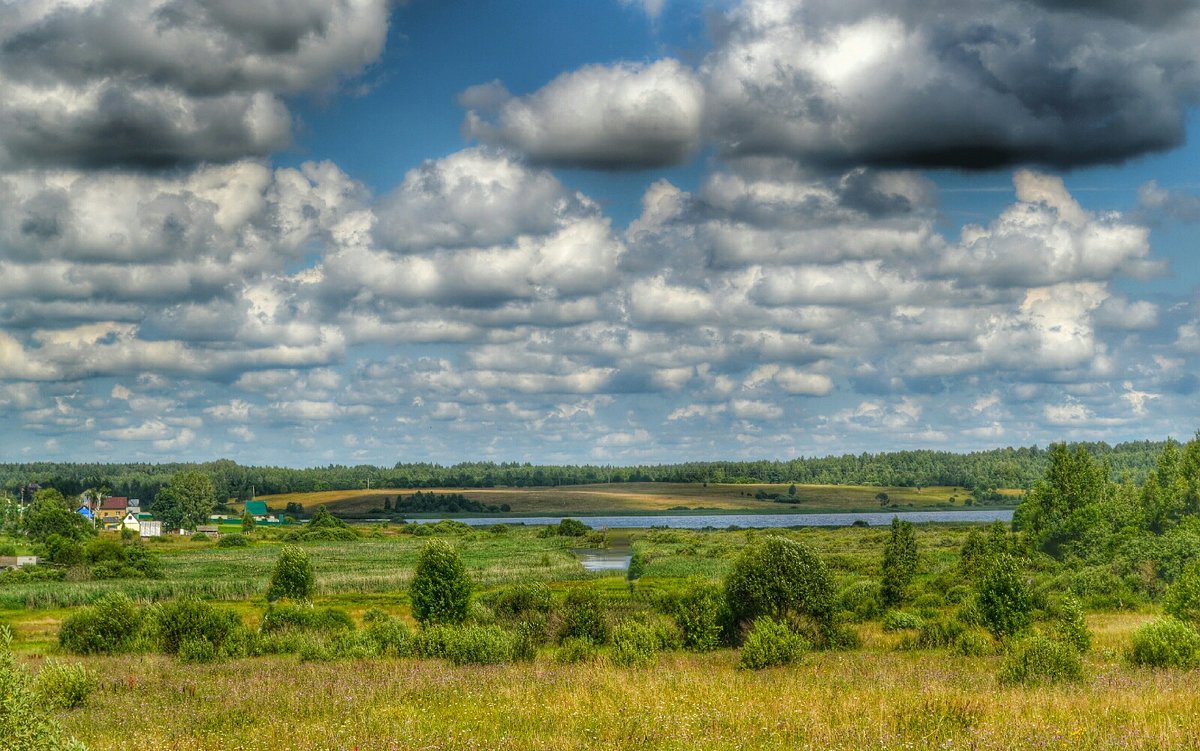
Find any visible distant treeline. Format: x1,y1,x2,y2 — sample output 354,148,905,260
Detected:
385,492,509,515
0,440,1181,504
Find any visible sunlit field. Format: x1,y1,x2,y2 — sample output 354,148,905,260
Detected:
257,482,1016,516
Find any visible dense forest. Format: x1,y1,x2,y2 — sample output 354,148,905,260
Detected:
0,439,1182,505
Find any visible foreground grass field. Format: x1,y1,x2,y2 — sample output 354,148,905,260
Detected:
3,522,1191,751
43,627,1198,751
257,482,1016,516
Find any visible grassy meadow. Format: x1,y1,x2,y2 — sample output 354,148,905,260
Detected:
2,521,1193,751
256,481,1015,516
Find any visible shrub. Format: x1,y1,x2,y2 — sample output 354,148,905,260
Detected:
177,636,219,663
329,631,379,659
261,603,354,633
486,582,553,619
725,535,834,633
34,660,96,710
674,580,727,651
412,625,454,659
190,532,209,543
58,593,144,655
152,598,243,656
998,635,1084,685
953,630,993,657
559,587,609,644
914,618,966,649
84,538,126,564
626,550,647,581
217,533,250,548
1051,595,1091,654
738,617,808,670
1127,618,1200,669
410,540,472,626
555,518,591,537
554,637,600,664
881,610,924,632
881,518,918,607
363,609,413,656
611,622,659,667
43,534,85,566
945,585,973,604
837,580,883,623
1164,559,1200,625
443,625,515,666
123,545,163,579
977,554,1033,640
0,627,86,751
510,621,540,662
267,545,315,601
0,543,16,556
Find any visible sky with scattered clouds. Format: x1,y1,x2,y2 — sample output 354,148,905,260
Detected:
2,0,1200,466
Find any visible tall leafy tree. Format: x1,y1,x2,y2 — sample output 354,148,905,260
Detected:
153,471,215,531
1014,443,1111,557
410,540,472,625
22,488,92,543
880,517,918,607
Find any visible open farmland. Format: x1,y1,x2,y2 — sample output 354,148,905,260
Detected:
255,482,1016,517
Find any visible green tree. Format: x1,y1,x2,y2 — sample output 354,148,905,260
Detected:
1164,559,1200,625
23,488,93,543
153,471,216,531
880,517,918,607
410,539,472,625
1013,443,1111,557
724,535,834,632
977,553,1033,640
241,510,256,533
266,545,314,601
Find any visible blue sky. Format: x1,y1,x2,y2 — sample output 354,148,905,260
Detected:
1,0,1199,466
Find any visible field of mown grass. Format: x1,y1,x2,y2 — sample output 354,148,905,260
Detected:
256,482,1013,516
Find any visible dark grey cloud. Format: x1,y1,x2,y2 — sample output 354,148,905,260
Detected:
0,0,390,169
704,0,1200,170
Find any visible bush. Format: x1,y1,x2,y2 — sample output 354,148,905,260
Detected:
674,580,727,651
559,587,609,644
84,538,125,564
177,636,219,664
43,534,85,566
725,535,834,633
1127,618,1200,669
261,603,354,633
443,625,514,666
58,592,144,655
34,660,96,709
837,580,883,623
1164,559,1200,625
953,630,993,657
267,545,315,601
977,554,1033,640
486,582,553,619
554,637,600,664
363,609,413,656
945,585,973,604
217,533,250,548
998,635,1084,685
123,545,163,579
0,628,86,751
913,618,964,649
611,622,659,667
410,540,472,626
0,543,16,556
738,617,808,670
881,610,924,632
626,550,647,581
555,518,591,537
1051,595,1091,654
152,598,243,656
412,625,454,659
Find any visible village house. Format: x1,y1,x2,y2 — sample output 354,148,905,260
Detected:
96,497,129,528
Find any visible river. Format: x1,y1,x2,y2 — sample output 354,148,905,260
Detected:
411,508,1013,529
